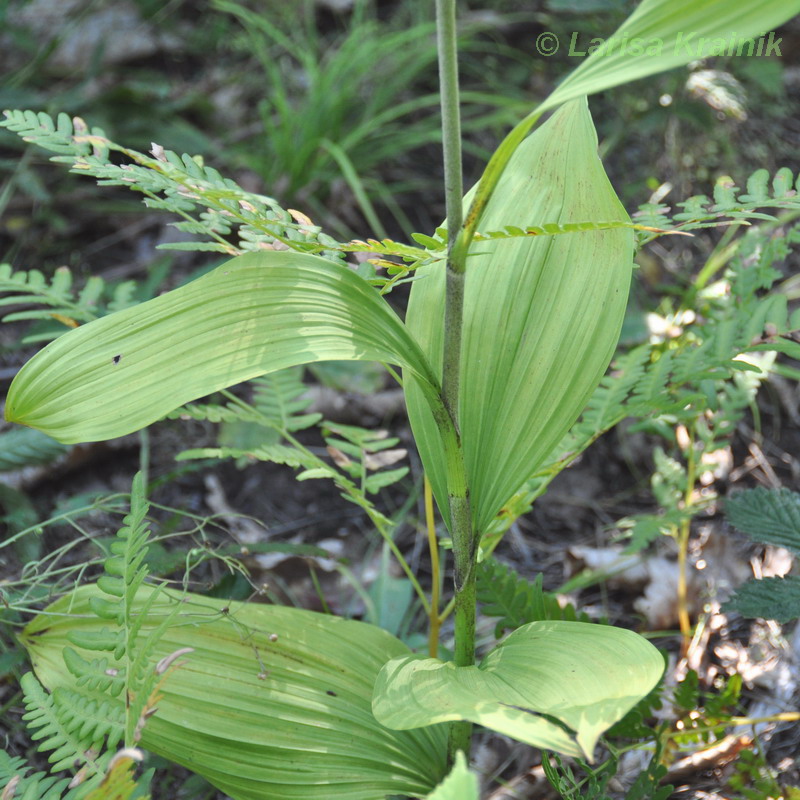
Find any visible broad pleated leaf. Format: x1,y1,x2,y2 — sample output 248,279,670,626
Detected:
22,584,447,800
461,2,800,283
5,251,440,444
541,0,800,113
425,752,478,800
373,620,663,761
405,99,633,533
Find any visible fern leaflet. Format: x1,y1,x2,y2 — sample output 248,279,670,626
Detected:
0,264,140,343
476,558,588,638
1,110,346,265
20,674,108,775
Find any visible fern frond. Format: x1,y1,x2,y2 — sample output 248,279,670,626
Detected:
471,219,683,244
346,237,433,261
323,422,405,464
550,291,790,478
322,421,409,494
628,349,678,408
99,475,184,747
60,474,179,750
62,648,125,696
0,428,69,471
363,468,409,495
0,749,75,800
633,202,673,231
71,473,152,638
175,444,319,469
618,511,685,554
0,110,105,156
564,344,652,447
0,264,140,343
20,673,107,775
476,559,587,638
122,592,183,746
634,167,800,245
1,110,346,265
53,687,124,752
0,264,77,308
167,401,260,425
252,370,321,433
0,748,27,781
0,746,146,800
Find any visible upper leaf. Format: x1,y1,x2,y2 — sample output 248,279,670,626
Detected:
5,251,440,444
541,0,800,113
405,99,633,533
372,620,664,761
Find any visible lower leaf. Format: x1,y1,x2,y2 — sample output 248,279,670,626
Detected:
425,752,478,800
22,584,447,800
372,620,664,761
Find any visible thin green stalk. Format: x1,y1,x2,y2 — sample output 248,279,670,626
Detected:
448,569,476,761
677,428,697,655
425,476,442,659
663,711,800,738
437,0,465,422
308,566,332,615
139,427,150,496
436,0,475,765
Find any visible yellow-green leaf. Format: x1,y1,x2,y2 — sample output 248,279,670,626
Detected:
542,0,800,113
22,584,447,800
405,99,633,533
425,752,478,800
5,251,440,444
373,620,664,761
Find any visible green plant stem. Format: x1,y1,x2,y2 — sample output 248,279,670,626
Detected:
448,570,476,762
436,0,476,765
427,386,475,764
436,0,465,421
435,0,471,578
139,427,150,496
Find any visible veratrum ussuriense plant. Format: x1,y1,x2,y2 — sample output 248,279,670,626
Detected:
5,0,800,794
